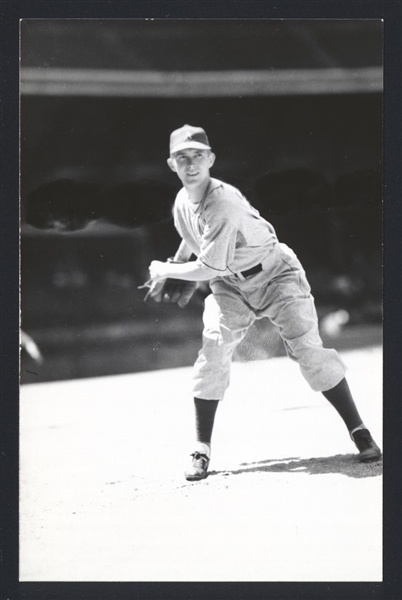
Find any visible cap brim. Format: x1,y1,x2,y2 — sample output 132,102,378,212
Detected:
170,141,211,154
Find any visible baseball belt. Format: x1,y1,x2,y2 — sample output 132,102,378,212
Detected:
237,263,263,278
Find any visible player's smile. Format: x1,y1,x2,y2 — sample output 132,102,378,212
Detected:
186,166,199,177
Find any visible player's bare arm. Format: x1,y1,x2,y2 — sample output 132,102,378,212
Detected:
173,239,193,263
149,259,215,283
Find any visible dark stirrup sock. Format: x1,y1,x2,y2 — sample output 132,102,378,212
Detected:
194,397,219,444
322,378,364,432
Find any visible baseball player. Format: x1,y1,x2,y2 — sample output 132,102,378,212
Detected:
146,124,381,481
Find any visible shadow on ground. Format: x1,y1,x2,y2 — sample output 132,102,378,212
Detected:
209,454,382,480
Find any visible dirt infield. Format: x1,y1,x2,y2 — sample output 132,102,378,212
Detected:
20,346,382,581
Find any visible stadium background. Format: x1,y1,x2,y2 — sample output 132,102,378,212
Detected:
20,20,382,384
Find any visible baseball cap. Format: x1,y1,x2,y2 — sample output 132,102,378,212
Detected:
169,124,211,154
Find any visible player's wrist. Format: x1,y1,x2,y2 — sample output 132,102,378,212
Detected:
167,256,185,264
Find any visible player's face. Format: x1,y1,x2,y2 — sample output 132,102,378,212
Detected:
168,148,215,187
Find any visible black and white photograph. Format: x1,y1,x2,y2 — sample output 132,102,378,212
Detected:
17,16,385,584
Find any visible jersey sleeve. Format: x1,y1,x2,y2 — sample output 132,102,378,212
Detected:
197,198,240,272
172,193,185,238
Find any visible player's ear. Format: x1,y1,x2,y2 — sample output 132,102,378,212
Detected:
208,152,216,168
167,157,177,172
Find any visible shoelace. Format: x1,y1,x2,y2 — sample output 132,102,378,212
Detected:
191,452,209,467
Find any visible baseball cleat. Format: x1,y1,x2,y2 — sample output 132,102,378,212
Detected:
352,428,382,462
185,452,210,481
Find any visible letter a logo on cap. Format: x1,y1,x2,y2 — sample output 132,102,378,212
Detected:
169,125,211,154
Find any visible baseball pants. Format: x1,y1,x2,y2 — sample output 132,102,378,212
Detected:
192,264,347,400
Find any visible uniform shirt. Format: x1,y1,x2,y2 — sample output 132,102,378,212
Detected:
173,177,286,277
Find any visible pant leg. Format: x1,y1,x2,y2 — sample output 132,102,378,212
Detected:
258,271,347,392
193,282,256,400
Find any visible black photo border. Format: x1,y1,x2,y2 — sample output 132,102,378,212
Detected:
1,2,401,599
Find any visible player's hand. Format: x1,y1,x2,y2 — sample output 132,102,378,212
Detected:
140,259,198,308
149,260,169,282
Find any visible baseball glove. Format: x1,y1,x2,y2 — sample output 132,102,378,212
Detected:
139,259,197,308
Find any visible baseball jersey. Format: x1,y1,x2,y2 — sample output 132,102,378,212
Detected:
172,177,289,277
